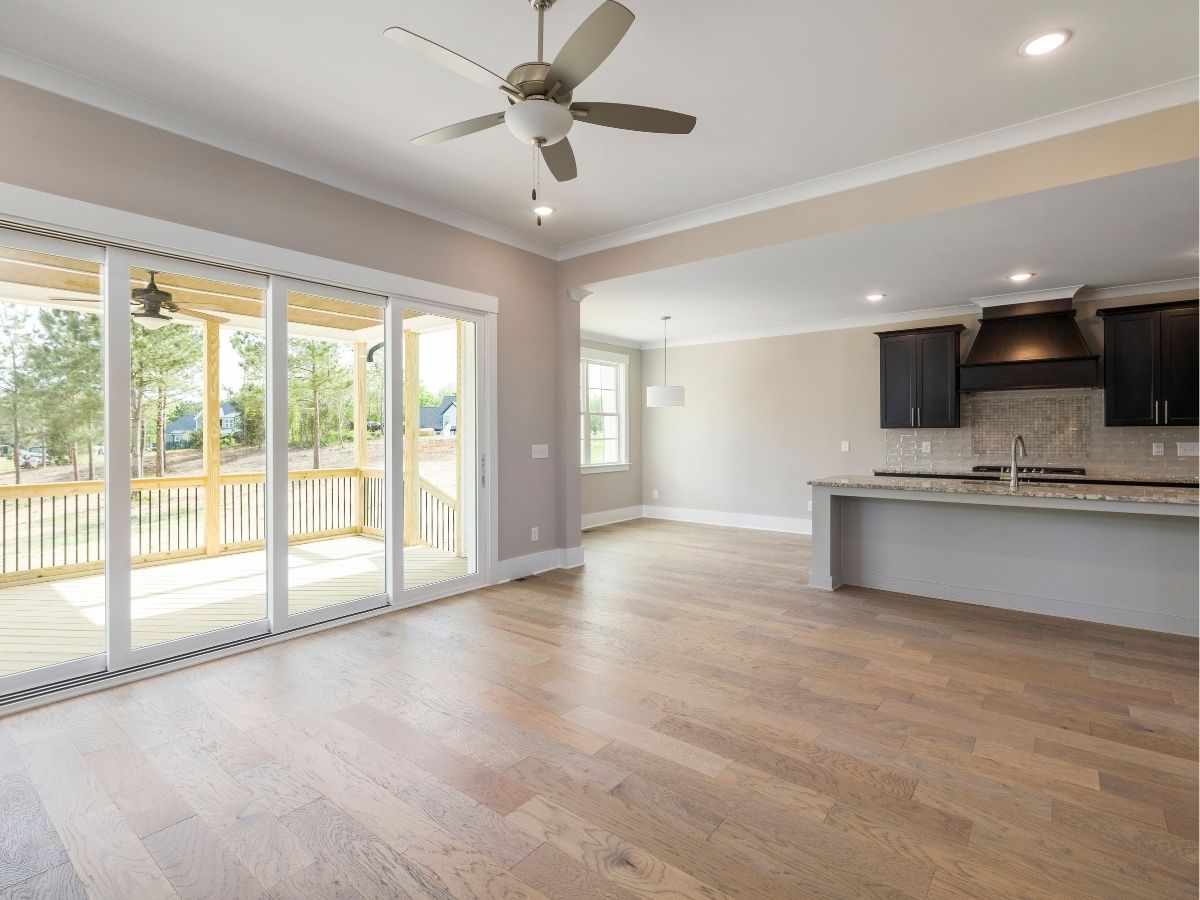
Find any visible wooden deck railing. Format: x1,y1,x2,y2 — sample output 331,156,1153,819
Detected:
0,467,458,585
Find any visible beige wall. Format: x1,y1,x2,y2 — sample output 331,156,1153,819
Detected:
0,77,571,562
580,339,643,516
640,290,1197,523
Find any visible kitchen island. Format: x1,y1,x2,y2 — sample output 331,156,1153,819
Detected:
809,475,1199,635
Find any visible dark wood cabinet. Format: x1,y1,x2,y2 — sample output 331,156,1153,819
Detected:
876,325,965,428
1098,301,1198,426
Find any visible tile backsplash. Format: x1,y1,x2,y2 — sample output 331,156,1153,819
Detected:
884,388,1200,479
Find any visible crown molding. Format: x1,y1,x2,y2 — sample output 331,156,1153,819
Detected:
971,284,1085,308
556,77,1200,261
0,48,558,260
632,304,981,350
580,330,642,350
1078,277,1199,301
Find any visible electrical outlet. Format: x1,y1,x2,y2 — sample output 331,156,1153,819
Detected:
531,444,549,459
807,500,813,511
652,489,659,500
1178,441,1200,458
1152,442,1165,457
840,440,850,452
530,526,539,543
921,441,931,454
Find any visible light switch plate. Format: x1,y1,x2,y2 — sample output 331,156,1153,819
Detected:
1177,441,1199,458
531,444,549,459
840,441,850,452
1152,442,1165,456
530,527,539,542
921,441,931,454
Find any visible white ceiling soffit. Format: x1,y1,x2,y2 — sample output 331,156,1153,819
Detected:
0,0,1196,257
580,160,1200,348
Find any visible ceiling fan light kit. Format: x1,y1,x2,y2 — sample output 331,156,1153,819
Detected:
385,0,696,224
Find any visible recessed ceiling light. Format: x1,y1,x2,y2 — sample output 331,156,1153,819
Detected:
1009,272,1035,282
1019,30,1071,57
533,205,554,216
866,293,886,302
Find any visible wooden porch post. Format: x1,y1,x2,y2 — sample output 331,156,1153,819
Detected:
403,328,420,545
454,321,464,557
203,320,221,556
352,341,367,530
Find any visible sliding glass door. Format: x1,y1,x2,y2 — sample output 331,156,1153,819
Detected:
401,305,481,595
0,231,108,694
0,223,493,702
108,250,272,669
277,281,390,629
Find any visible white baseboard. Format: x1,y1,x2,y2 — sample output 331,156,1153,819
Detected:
642,505,812,535
581,506,644,530
495,547,585,583
843,571,1199,637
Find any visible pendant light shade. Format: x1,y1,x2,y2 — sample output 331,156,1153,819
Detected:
646,384,685,407
646,315,685,407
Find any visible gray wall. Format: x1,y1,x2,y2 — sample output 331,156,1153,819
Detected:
638,291,1198,525
580,339,643,516
0,77,573,562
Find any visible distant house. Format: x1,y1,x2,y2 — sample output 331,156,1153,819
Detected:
417,394,456,435
164,402,241,449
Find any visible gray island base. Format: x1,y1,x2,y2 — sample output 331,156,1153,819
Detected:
809,476,1199,636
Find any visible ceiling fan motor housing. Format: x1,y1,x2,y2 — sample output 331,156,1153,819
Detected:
505,97,574,145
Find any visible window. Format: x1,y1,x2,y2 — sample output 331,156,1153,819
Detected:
580,348,628,470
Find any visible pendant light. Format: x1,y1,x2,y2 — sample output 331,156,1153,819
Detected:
646,315,685,407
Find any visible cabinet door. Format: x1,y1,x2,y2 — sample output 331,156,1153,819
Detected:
1103,311,1157,426
1160,306,1198,426
879,335,916,428
916,331,959,428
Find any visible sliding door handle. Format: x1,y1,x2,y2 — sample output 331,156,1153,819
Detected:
1154,400,1160,424
917,407,921,427
1165,400,1169,424
910,407,914,427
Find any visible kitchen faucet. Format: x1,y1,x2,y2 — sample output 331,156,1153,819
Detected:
1009,434,1026,489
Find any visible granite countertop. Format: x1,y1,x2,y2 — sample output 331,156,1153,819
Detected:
873,466,1200,486
810,474,1200,506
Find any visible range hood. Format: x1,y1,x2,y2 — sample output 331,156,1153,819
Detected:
959,297,1100,392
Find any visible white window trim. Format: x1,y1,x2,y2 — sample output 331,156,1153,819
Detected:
580,347,629,471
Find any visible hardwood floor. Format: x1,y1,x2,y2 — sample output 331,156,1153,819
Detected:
0,518,1195,899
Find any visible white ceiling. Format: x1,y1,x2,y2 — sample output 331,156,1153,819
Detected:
0,0,1195,253
580,160,1200,346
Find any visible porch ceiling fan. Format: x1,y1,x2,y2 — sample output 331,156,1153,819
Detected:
53,271,230,330
384,0,697,185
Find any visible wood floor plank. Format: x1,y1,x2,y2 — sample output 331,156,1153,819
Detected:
509,843,639,900
142,815,266,900
401,829,549,899
0,863,87,900
84,743,195,839
280,799,453,900
0,773,68,891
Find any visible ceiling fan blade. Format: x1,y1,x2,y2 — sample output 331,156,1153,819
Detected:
570,102,696,134
384,27,520,97
412,112,506,146
541,138,578,182
544,1,634,98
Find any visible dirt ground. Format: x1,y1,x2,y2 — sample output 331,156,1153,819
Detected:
0,435,458,495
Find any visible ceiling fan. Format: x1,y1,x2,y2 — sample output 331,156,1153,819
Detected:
384,0,697,188
54,271,229,331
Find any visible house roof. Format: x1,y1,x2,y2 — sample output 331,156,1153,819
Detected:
166,403,239,434
418,395,456,430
